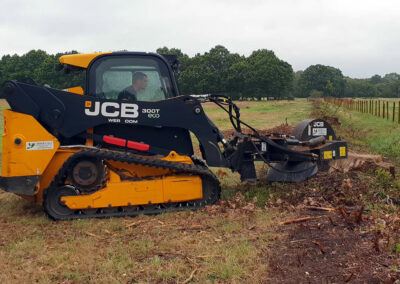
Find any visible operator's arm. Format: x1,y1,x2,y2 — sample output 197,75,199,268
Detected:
118,86,137,102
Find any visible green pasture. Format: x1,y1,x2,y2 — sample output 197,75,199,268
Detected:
202,99,312,130
322,101,400,164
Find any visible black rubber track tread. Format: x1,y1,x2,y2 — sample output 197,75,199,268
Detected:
43,149,221,220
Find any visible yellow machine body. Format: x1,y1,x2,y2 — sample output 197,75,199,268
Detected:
60,151,202,210
0,109,204,211
1,110,60,177
59,52,111,68
62,173,202,210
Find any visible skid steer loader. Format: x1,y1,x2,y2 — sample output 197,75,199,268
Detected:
0,52,348,220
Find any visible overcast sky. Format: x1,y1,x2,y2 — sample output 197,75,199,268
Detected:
1,0,399,78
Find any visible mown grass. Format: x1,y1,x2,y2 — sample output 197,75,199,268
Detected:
203,99,312,130
0,193,286,283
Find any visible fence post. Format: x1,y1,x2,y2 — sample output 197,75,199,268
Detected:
387,101,389,120
383,102,385,119
373,100,375,115
398,101,400,124
378,101,380,116
373,100,376,116
393,102,395,122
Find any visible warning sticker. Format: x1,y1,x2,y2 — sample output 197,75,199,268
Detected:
323,151,333,160
26,141,54,151
340,146,346,157
312,128,327,136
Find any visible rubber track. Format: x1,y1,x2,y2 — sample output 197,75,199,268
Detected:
43,149,221,220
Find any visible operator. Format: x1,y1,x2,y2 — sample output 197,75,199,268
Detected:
118,72,148,102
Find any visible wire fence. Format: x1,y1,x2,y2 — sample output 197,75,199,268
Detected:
324,98,400,124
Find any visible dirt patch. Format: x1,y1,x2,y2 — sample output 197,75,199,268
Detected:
262,150,400,283
267,208,400,283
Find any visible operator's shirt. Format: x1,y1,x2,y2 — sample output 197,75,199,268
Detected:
118,86,137,102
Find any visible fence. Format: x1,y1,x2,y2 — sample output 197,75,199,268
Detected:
324,98,400,124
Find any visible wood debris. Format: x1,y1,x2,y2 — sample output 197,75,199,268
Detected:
181,268,198,284
312,240,326,254
125,220,145,228
280,216,324,225
104,229,118,236
195,255,224,259
305,206,335,212
84,231,104,240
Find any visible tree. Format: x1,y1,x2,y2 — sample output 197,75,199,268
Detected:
227,49,293,100
0,50,84,89
344,78,378,98
297,64,345,97
370,74,382,84
178,45,242,95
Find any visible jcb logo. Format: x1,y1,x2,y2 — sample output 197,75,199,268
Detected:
313,121,324,127
85,101,139,118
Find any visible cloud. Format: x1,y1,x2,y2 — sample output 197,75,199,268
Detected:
1,0,399,78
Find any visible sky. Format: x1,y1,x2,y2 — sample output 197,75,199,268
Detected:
0,0,399,78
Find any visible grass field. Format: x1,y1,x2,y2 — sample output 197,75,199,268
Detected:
202,99,312,130
318,101,400,164
0,98,399,282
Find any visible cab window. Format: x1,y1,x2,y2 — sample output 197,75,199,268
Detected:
91,56,175,101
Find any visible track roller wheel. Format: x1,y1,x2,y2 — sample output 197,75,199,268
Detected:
43,185,78,220
68,158,104,193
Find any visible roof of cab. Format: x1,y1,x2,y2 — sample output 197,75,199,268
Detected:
59,52,112,68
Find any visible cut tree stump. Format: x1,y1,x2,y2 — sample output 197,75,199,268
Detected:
329,152,395,176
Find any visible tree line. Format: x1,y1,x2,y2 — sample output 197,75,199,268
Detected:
0,46,399,99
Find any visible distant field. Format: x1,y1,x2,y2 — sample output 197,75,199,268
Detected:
202,99,312,131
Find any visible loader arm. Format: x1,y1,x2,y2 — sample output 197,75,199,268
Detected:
2,81,229,167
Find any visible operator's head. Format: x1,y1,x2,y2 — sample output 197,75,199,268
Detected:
132,72,147,92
